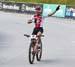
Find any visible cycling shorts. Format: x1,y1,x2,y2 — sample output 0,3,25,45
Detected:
32,27,43,35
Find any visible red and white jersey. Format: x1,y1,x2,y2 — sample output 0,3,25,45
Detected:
31,14,48,28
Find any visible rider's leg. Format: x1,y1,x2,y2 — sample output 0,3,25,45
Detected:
32,27,43,53
37,31,42,36
37,31,42,44
32,32,41,53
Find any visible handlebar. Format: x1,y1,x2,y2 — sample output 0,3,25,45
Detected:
24,34,44,38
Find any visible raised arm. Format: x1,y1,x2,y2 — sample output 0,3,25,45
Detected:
48,5,60,17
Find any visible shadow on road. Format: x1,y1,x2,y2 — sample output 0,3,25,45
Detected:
39,58,62,64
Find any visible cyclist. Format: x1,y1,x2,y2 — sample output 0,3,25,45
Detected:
27,5,60,43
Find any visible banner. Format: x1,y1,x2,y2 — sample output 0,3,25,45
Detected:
0,2,3,10
21,3,43,14
43,4,66,17
73,13,75,16
1,2,43,14
2,2,21,12
66,6,75,17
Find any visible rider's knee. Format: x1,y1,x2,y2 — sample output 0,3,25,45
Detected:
37,32,42,36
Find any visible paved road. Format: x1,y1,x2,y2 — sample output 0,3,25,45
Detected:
0,11,75,67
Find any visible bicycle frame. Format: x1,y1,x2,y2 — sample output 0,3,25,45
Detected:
30,35,38,54
24,34,44,64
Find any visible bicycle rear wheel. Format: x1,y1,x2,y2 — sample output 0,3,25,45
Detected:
29,42,35,64
36,41,42,61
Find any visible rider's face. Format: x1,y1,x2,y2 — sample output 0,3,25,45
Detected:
35,10,41,14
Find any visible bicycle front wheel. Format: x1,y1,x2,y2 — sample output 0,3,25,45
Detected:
29,43,35,64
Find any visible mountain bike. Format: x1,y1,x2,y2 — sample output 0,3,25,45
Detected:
24,34,44,64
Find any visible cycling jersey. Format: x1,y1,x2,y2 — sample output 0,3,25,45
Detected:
31,14,48,28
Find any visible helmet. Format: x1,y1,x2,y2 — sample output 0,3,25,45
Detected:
35,6,42,11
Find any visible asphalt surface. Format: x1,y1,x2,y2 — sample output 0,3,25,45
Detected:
0,11,75,67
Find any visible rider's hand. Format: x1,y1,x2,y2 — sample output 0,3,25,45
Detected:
56,5,60,11
27,19,32,24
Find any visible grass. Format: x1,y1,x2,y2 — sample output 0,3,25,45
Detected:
6,0,75,5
